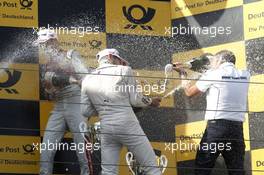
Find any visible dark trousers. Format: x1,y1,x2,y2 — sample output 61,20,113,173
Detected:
195,119,245,175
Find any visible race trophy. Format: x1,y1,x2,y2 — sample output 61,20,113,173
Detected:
125,149,168,175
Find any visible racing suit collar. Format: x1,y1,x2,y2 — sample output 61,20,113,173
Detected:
97,63,117,69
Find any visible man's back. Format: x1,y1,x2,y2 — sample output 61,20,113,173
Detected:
82,64,140,123
196,62,250,121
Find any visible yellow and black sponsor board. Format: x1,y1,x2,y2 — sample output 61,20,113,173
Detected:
135,106,186,143
106,0,171,36
0,0,38,28
248,75,264,112
175,120,207,162
38,64,47,101
243,0,264,40
171,6,244,49
36,137,101,175
171,0,243,19
58,32,106,68
151,142,177,175
249,112,264,150
39,100,54,137
38,0,105,31
0,27,39,64
173,41,247,69
0,135,40,174
246,37,264,75
42,137,89,175
39,32,106,67
0,99,39,136
118,147,133,175
106,33,172,70
251,149,264,175
0,0,263,174
0,63,39,101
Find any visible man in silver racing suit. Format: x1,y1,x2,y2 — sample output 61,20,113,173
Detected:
81,48,162,175
34,29,92,175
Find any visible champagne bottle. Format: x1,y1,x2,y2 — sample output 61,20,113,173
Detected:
175,53,213,73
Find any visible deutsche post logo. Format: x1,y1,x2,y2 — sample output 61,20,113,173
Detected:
122,5,156,31
89,40,102,50
0,69,22,94
20,0,33,10
23,144,35,155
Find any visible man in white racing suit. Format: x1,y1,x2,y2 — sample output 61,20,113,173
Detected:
34,29,92,175
81,48,162,175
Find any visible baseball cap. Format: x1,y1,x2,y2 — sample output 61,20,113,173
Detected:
33,29,58,46
96,48,129,66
